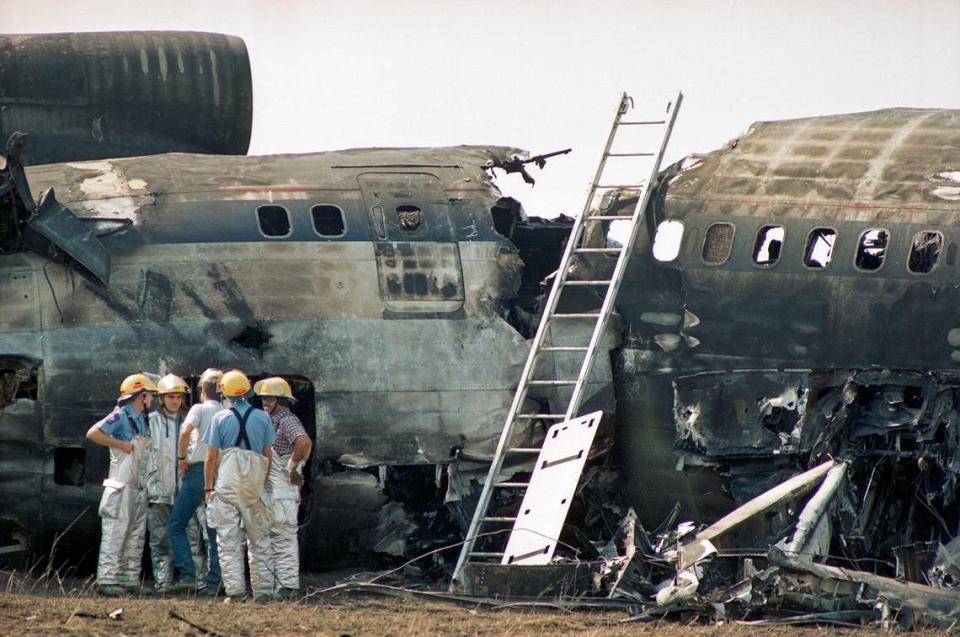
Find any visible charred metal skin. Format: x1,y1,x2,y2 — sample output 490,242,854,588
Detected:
0,32,252,165
613,108,960,586
632,108,960,373
9,30,956,596
0,142,613,563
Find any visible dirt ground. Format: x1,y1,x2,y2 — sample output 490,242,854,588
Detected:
0,588,952,637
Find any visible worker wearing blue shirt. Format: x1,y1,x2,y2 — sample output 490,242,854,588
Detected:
202,370,275,600
86,373,156,597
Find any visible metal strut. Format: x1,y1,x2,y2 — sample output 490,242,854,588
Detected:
451,91,683,591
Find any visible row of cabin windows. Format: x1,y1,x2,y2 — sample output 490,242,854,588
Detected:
653,220,950,274
255,203,426,238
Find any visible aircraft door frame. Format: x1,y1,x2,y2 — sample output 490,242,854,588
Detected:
357,172,465,314
357,172,456,242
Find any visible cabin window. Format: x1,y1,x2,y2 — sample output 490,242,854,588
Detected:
855,228,889,271
803,227,837,269
908,230,943,274
311,204,346,237
702,222,734,264
752,225,784,267
652,220,684,262
396,205,424,233
256,205,292,238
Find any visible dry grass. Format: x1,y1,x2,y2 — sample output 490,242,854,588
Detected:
0,568,950,636
0,589,953,636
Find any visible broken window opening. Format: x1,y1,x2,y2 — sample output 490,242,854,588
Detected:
902,385,924,408
256,204,292,238
490,197,523,239
908,230,943,274
311,204,346,237
53,447,85,486
0,358,39,413
396,205,424,233
702,222,735,265
803,227,837,269
752,225,784,267
855,228,889,271
652,220,684,262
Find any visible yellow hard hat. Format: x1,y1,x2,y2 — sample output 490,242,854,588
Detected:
119,373,158,400
199,368,223,385
253,377,297,403
219,369,251,398
157,373,189,395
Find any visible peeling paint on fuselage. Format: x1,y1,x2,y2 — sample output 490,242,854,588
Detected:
0,145,618,561
63,160,153,222
614,107,960,527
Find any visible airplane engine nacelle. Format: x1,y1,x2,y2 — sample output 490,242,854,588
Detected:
0,31,252,164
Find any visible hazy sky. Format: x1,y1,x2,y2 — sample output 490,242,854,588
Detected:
7,1,960,216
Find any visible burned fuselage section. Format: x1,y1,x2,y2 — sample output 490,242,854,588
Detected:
597,108,960,625
7,36,960,622
0,141,621,566
674,369,960,561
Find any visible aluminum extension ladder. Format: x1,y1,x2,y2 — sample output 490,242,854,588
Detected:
450,91,683,590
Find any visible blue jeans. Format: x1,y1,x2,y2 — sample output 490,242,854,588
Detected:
169,463,220,587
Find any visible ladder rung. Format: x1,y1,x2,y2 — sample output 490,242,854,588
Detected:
562,280,611,286
551,313,601,318
451,91,683,590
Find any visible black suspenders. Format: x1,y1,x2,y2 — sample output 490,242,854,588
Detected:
229,407,254,450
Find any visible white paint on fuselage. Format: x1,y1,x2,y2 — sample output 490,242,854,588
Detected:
63,161,153,222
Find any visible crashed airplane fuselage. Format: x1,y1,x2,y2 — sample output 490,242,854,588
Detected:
6,31,960,607
0,143,618,562
0,30,602,563
613,108,960,606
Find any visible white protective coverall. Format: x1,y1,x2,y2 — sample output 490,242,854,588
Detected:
268,455,302,590
207,447,274,598
97,438,148,587
145,411,208,590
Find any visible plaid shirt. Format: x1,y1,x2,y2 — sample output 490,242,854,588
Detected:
271,407,308,457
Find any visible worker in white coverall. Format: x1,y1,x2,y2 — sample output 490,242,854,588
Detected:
254,377,312,598
145,374,208,592
86,373,156,596
203,370,276,600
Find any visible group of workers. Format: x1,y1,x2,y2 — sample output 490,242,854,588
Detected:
86,368,312,601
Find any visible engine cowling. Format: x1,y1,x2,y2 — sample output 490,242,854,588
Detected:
0,31,252,164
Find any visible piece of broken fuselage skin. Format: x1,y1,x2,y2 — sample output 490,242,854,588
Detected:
0,144,626,565
613,108,960,590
